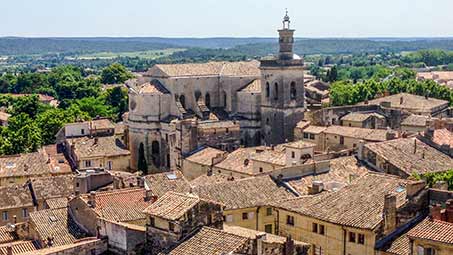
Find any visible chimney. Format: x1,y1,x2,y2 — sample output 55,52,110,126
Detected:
88,191,96,208
430,204,442,221
6,244,12,255
144,190,155,202
406,180,425,198
446,200,453,223
93,137,99,145
424,128,435,140
137,177,145,188
383,193,397,235
413,139,417,154
256,233,266,255
46,237,54,247
400,97,404,105
357,140,365,161
309,181,324,194
113,177,121,189
386,130,396,140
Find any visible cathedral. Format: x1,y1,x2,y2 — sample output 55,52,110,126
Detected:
125,12,305,172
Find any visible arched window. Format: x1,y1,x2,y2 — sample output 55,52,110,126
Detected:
179,95,186,108
205,93,211,108
195,91,201,102
151,141,160,167
265,82,270,98
290,82,297,100
274,82,279,100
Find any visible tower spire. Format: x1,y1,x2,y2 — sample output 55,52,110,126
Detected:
283,9,290,29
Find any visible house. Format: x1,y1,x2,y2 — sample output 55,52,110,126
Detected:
28,208,88,248
162,226,310,255
192,175,295,233
29,175,74,210
143,191,223,254
340,111,387,129
55,118,116,144
0,185,35,226
270,173,427,255
361,93,449,116
401,115,430,133
65,136,130,172
0,148,72,187
304,80,330,107
360,137,453,178
182,147,227,181
0,224,41,254
300,125,393,152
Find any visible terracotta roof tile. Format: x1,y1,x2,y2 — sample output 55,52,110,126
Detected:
341,112,385,122
143,171,191,197
365,137,453,175
193,176,294,210
0,226,17,244
363,93,448,114
432,128,453,147
82,188,153,223
214,146,272,175
401,115,429,127
68,136,130,159
0,185,33,210
167,227,249,255
29,208,86,246
0,241,40,255
323,125,389,141
150,61,260,78
189,175,231,187
44,197,69,209
30,175,74,202
273,173,415,229
185,147,226,166
287,156,369,195
407,217,453,244
0,149,65,178
143,192,201,221
283,140,316,149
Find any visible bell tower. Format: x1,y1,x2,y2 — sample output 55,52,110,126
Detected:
260,10,305,145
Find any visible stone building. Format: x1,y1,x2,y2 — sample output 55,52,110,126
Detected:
125,12,306,172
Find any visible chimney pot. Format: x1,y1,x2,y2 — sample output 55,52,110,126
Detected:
88,191,96,208
430,204,442,221
383,193,397,235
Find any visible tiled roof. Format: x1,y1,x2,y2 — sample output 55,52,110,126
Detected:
150,61,260,78
193,176,294,210
239,79,261,93
68,136,130,159
0,226,17,244
0,241,40,255
323,125,389,141
401,115,429,127
45,197,68,209
138,80,170,94
364,137,453,175
214,146,271,175
305,80,330,95
114,123,125,135
29,208,86,246
189,175,231,187
417,71,453,82
30,175,74,202
363,93,448,114
89,119,115,130
407,217,453,244
82,188,153,223
250,149,286,166
287,156,370,195
381,232,410,255
143,171,191,197
0,149,62,178
302,126,328,134
167,227,249,255
185,147,226,166
143,192,201,221
432,128,453,147
223,225,309,246
283,140,316,149
42,145,72,175
0,185,33,210
341,112,385,122
273,172,414,230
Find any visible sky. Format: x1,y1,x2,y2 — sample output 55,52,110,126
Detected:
2,0,453,38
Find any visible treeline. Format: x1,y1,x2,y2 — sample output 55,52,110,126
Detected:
0,64,131,155
402,49,453,66
329,76,453,106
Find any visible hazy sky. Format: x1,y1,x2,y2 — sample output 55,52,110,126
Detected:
2,0,453,37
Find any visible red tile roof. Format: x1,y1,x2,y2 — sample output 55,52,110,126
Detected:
407,217,453,244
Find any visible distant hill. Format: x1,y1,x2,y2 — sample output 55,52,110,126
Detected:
1,37,453,56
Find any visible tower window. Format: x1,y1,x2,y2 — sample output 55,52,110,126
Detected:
274,83,279,100
290,82,296,100
265,82,270,98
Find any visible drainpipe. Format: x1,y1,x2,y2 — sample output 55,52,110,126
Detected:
256,206,260,231
342,227,347,255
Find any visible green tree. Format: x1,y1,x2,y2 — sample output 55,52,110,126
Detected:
102,86,129,119
71,97,114,119
11,95,40,118
101,63,133,84
3,113,42,155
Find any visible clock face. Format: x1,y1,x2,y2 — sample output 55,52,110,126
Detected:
130,99,137,111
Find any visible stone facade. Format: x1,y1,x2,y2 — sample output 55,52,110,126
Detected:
125,14,306,172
